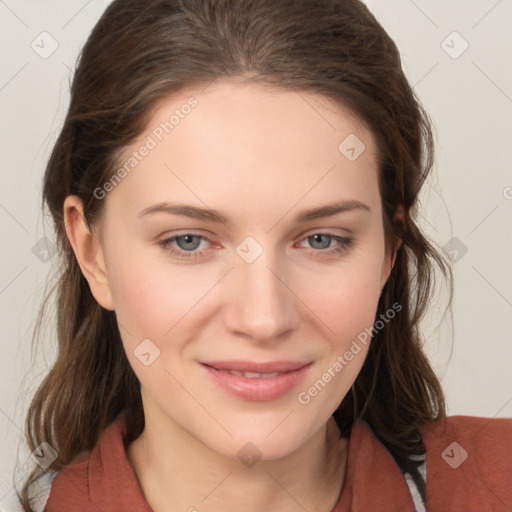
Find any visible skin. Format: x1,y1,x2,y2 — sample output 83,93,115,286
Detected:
64,79,403,512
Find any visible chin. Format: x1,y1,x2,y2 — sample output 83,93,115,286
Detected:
204,418,314,463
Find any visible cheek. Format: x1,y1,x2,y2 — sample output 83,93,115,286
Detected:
111,261,211,338
104,245,213,344
104,223,385,353
105,258,213,391
308,255,384,338
297,257,384,408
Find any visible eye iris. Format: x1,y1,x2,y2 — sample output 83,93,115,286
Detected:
309,234,331,250
176,235,201,251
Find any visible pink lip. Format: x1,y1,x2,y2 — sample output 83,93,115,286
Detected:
200,360,310,373
200,361,313,401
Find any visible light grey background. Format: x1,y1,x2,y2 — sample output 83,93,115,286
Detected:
1,0,511,506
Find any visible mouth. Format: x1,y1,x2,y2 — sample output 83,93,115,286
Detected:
211,369,287,378
199,360,313,401
200,360,311,374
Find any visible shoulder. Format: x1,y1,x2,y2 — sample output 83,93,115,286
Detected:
3,414,130,512
422,414,512,465
421,415,512,510
2,415,126,512
44,450,92,509
44,419,120,511
43,412,150,512
422,414,512,440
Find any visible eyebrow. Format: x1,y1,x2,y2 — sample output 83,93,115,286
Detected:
138,199,371,225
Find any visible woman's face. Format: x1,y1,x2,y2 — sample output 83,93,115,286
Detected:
91,80,396,459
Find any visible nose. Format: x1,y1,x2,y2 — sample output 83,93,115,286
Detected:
223,247,300,344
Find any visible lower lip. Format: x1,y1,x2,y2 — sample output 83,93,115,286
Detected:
200,363,313,401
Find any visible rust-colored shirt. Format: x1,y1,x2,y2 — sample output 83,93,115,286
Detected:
42,413,512,511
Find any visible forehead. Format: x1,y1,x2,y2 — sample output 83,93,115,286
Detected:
144,79,375,157
107,80,381,223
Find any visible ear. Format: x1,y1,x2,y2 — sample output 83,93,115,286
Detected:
380,204,405,291
63,195,115,311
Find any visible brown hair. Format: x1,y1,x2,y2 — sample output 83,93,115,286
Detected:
17,0,452,508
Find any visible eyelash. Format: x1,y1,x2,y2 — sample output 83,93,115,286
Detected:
158,232,354,260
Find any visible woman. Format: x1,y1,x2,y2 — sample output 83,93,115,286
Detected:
14,0,512,511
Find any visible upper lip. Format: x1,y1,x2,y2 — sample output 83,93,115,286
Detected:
201,360,312,373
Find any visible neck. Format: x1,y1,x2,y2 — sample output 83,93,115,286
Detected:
127,409,349,512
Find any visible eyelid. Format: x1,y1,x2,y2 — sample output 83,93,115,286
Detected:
299,226,353,237
158,227,351,247
158,229,354,260
160,232,217,250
